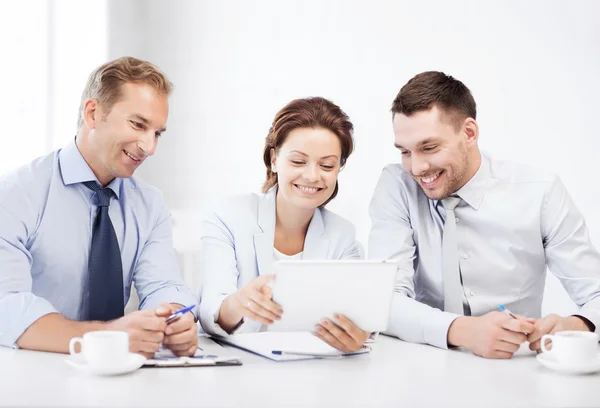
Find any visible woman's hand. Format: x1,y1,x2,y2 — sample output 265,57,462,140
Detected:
314,313,369,352
218,274,283,332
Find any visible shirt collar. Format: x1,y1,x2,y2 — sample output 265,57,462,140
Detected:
432,154,491,211
454,154,491,210
58,138,122,198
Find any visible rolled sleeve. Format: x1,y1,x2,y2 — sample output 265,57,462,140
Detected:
134,201,198,318
0,184,57,348
140,286,198,314
0,293,58,348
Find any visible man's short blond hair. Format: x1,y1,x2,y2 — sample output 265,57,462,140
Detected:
77,56,173,129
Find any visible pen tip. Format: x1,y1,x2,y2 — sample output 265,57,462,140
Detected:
498,304,506,311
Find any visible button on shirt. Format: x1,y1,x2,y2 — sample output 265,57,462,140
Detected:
368,154,600,349
0,140,197,347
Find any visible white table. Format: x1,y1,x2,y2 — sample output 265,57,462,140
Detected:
1,335,598,408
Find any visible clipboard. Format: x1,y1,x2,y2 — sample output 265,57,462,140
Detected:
143,354,242,367
143,336,243,367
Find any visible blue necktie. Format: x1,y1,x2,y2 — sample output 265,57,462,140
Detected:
82,181,124,321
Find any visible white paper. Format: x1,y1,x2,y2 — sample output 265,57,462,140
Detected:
217,332,370,361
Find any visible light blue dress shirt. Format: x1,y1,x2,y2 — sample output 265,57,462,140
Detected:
369,154,600,349
0,140,197,348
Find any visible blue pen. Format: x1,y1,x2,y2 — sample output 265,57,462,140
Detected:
498,304,517,319
272,345,370,359
271,350,344,359
165,304,196,324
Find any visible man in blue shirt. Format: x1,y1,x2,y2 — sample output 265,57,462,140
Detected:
0,57,198,358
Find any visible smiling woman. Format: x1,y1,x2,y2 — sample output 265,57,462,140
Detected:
198,97,371,353
262,97,354,208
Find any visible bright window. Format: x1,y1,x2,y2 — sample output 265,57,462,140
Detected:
0,2,50,175
0,0,108,176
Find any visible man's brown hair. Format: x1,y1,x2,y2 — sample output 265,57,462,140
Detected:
77,56,173,129
262,97,354,207
391,71,476,128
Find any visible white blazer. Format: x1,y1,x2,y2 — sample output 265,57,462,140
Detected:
198,187,361,336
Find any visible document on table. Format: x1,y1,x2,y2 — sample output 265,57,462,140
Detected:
213,332,371,361
144,336,242,367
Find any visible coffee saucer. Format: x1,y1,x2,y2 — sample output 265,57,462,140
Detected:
536,352,600,375
66,352,147,376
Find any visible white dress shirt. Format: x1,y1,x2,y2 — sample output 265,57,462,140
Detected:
368,154,600,349
273,248,303,261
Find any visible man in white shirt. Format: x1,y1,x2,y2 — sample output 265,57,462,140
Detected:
368,71,600,358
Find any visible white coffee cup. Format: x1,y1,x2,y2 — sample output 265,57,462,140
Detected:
541,330,599,366
69,331,129,368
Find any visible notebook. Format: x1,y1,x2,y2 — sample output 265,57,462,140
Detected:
213,332,371,361
143,336,242,367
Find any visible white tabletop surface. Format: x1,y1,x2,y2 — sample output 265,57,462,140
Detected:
1,335,599,408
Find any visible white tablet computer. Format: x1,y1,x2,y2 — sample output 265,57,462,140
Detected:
269,260,398,333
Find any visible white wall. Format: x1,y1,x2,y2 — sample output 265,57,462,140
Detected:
0,0,108,171
108,0,600,314
0,1,49,174
49,0,109,149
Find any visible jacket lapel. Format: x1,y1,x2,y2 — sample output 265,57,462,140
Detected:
253,188,276,275
302,208,331,260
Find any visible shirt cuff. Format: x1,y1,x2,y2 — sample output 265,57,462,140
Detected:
139,286,199,320
199,294,249,337
423,311,462,350
572,314,596,332
0,293,58,348
576,304,600,334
